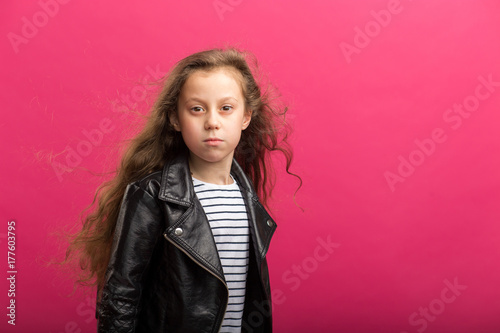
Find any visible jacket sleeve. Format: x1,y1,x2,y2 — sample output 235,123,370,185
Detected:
96,182,163,333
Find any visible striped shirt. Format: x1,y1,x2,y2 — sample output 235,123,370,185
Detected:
192,174,250,333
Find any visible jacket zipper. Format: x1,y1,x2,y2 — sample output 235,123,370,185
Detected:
163,234,229,333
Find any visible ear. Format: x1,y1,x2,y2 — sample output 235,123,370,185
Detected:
169,112,181,132
242,109,252,130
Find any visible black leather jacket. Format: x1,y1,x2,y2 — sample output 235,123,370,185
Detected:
96,151,277,332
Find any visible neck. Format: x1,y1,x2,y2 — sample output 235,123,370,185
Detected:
188,153,234,185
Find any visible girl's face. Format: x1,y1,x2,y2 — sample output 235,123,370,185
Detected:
173,68,252,169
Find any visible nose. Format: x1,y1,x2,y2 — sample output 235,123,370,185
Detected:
205,109,220,130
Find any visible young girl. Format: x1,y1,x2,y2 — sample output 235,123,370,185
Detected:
65,47,299,332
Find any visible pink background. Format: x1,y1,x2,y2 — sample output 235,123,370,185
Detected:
1,0,500,332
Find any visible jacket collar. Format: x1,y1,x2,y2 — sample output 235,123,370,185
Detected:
158,150,276,274
158,149,256,205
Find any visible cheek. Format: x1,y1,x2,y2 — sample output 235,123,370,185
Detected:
181,124,199,141
229,127,244,143
179,117,199,133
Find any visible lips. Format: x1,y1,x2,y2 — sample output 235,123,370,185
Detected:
204,138,223,146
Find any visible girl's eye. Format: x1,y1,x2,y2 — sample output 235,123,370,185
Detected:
222,105,233,111
191,107,203,112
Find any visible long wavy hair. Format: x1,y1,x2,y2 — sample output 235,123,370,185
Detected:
64,46,301,297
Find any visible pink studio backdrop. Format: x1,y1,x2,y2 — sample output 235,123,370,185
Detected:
1,0,500,332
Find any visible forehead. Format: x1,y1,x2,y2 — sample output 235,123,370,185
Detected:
180,67,244,99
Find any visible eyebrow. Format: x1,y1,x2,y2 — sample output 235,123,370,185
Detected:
184,96,238,105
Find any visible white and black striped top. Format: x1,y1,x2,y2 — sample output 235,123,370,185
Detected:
192,174,250,333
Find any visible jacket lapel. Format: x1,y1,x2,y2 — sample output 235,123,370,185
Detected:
159,151,225,280
230,160,277,272
158,151,277,280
